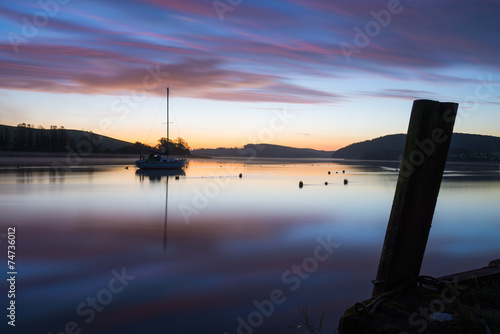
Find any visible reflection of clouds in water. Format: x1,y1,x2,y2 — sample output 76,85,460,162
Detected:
1,161,500,333
435,238,500,256
12,222,374,333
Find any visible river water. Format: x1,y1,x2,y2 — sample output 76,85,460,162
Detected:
0,158,499,333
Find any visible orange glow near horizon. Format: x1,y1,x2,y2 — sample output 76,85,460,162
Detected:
116,131,353,152
0,120,350,152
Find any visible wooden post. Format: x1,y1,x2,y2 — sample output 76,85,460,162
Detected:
372,99,458,296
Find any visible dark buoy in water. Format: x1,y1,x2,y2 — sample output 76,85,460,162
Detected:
344,178,348,185
125,166,128,170
239,173,242,178
299,181,304,188
324,181,328,185
342,170,345,174
175,175,180,180
328,171,331,175
336,171,338,174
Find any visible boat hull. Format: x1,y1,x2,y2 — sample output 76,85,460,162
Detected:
135,159,187,169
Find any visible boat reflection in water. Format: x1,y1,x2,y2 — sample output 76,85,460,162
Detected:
135,168,185,251
135,168,186,182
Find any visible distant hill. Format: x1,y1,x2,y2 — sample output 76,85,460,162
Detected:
332,133,500,162
0,124,136,153
193,144,335,159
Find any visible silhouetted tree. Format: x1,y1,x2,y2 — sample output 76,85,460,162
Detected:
174,137,190,152
156,137,190,155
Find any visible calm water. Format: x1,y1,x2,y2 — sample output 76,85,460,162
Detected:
1,159,499,334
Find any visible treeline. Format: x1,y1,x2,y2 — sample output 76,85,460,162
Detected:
0,123,71,151
120,137,191,156
0,123,191,156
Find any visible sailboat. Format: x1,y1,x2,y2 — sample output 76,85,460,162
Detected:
135,87,187,170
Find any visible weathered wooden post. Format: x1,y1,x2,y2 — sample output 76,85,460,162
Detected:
372,99,458,296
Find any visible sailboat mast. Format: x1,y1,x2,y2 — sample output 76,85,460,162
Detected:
166,87,169,156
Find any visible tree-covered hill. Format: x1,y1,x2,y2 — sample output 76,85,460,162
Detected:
192,143,334,158
332,133,500,162
0,123,190,155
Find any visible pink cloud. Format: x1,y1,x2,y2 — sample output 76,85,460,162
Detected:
0,44,341,104
1,0,499,107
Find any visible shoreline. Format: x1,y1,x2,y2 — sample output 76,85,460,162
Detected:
0,151,498,168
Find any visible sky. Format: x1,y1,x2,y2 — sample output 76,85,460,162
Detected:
0,0,499,151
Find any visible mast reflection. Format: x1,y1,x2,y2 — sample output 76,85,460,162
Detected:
135,169,185,251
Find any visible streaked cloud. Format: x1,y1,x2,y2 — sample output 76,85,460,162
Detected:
2,0,499,101
357,88,438,101
0,0,499,148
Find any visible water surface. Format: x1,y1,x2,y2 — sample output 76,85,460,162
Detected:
1,159,499,333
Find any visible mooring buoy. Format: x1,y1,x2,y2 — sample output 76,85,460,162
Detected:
344,178,348,185
239,173,242,178
299,181,304,188
325,182,328,185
